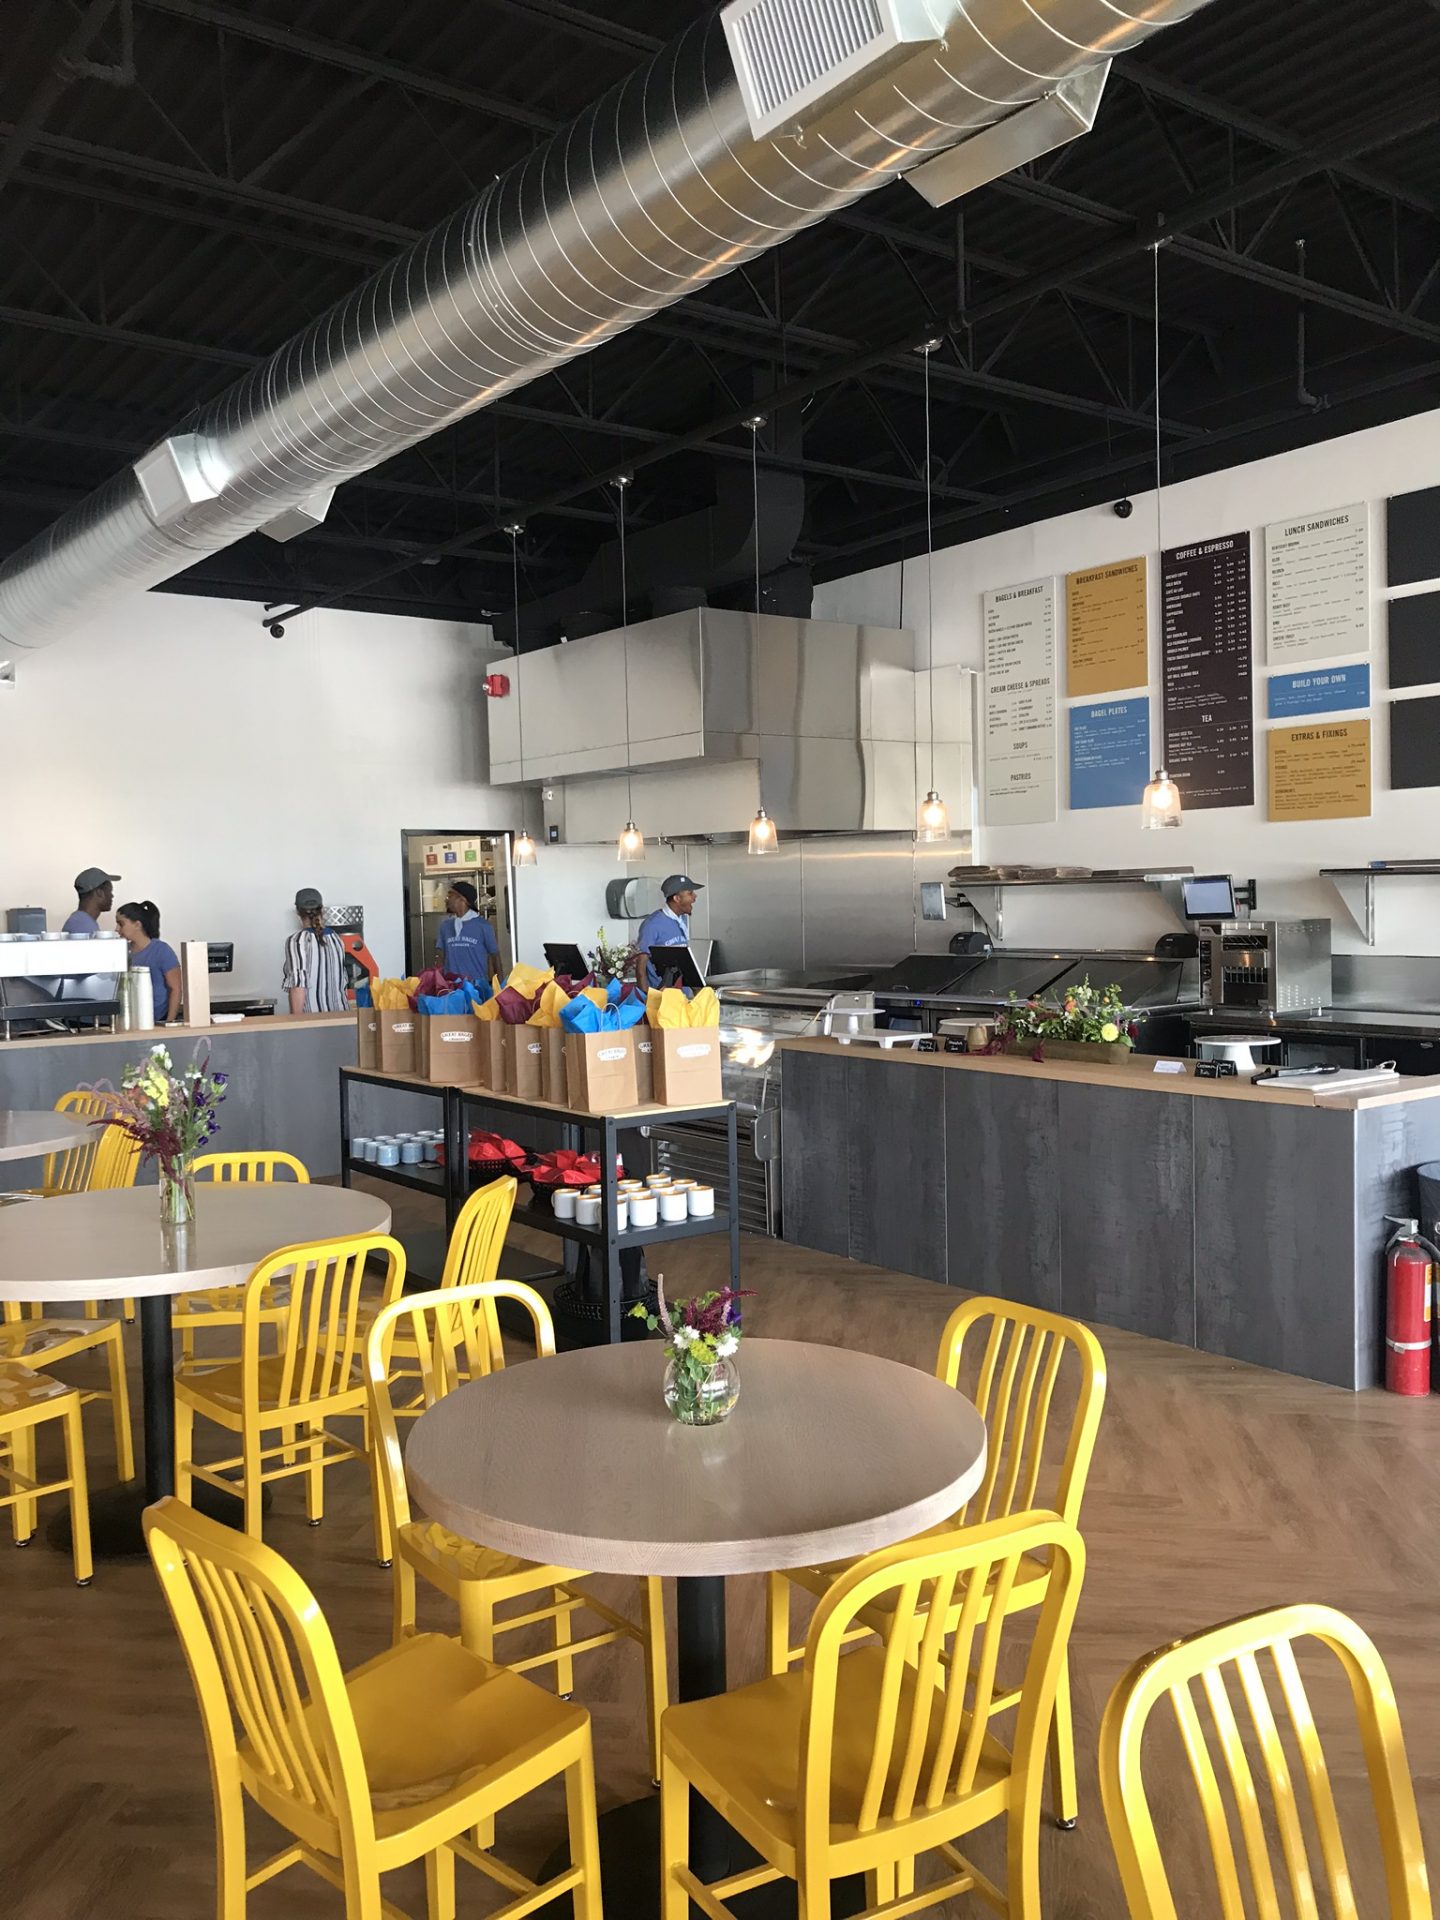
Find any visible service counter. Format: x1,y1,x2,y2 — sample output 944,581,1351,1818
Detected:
779,1039,1440,1389
0,1014,357,1187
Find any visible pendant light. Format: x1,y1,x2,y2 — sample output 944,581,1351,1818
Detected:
1140,242,1182,831
506,522,538,866
915,336,949,843
613,473,644,862
743,413,780,856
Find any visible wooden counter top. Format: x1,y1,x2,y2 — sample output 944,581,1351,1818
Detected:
0,1012,354,1051
343,1062,730,1125
779,1037,1440,1111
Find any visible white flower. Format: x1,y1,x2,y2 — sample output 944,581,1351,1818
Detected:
715,1333,738,1359
672,1326,698,1348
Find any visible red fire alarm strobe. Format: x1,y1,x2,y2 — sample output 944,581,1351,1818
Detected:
482,672,511,697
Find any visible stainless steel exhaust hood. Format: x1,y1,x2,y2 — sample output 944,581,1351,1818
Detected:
0,0,1212,656
487,606,974,835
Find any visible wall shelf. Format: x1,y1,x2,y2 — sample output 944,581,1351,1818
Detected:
1320,865,1440,946
949,869,1195,943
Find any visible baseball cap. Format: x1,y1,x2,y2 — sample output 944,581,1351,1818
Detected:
449,880,478,910
660,873,703,899
74,867,120,893
294,887,324,912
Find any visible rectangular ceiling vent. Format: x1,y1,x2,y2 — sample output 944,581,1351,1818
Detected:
721,0,941,142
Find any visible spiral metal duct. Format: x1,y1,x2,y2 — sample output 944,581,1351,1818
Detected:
0,0,1211,651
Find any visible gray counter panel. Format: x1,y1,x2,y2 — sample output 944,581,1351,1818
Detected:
944,1071,1060,1310
845,1055,947,1283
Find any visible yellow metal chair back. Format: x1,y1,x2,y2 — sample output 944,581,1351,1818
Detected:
937,1296,1106,1532
40,1089,112,1194
1099,1603,1433,1920
91,1121,142,1191
804,1514,1084,1852
194,1151,310,1184
145,1495,369,1861
253,1234,388,1417
437,1174,518,1294
367,1276,554,1552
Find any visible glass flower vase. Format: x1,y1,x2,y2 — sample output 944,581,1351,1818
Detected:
663,1353,740,1427
159,1161,196,1228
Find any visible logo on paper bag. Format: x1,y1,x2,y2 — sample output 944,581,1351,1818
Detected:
637,1038,653,1054
597,1045,626,1062
439,1030,473,1043
393,1021,414,1034
526,1041,541,1056
677,1042,712,1059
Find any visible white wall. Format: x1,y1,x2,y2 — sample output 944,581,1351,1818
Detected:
814,408,1440,955
0,592,516,992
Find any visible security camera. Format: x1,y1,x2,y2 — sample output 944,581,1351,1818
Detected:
267,622,286,639
1113,498,1134,519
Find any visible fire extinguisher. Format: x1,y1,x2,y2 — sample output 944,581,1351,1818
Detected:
1384,1217,1440,1394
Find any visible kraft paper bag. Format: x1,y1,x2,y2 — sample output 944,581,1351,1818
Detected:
377,1010,419,1075
504,1025,545,1101
422,1013,482,1085
633,1028,655,1104
481,1021,508,1093
541,1028,568,1106
564,1031,638,1114
651,1028,722,1106
356,1007,380,1070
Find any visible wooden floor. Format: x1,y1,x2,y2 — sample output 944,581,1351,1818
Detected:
6,1183,1439,1917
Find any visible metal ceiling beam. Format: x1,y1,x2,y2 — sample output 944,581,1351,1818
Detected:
0,0,128,202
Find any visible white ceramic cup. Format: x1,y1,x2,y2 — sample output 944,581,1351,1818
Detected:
670,1178,696,1192
552,1187,578,1221
645,1174,670,1189
615,1197,629,1232
658,1189,689,1224
575,1193,601,1229
688,1185,715,1218
628,1191,658,1229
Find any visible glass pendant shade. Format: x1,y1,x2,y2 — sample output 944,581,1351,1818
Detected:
617,820,645,862
747,805,778,856
1140,768,1182,830
916,789,951,843
512,829,537,868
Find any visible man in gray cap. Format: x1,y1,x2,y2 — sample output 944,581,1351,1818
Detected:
64,866,120,935
283,887,347,1014
636,872,703,988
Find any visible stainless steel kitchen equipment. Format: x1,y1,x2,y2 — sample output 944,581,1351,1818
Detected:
1199,919,1333,1013
5,907,46,935
0,932,126,1038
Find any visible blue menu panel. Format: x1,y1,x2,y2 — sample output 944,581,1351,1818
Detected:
1069,697,1151,810
1267,664,1370,718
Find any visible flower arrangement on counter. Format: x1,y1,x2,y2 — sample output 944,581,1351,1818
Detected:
630,1276,754,1425
93,1042,228,1225
587,928,639,984
992,977,1140,1061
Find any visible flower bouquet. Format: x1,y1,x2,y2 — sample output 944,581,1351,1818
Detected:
588,928,639,985
630,1277,753,1426
992,977,1140,1065
93,1042,228,1226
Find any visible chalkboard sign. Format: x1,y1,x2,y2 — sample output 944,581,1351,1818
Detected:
1387,483,1440,589
1388,590,1440,690
1390,693,1440,791
1161,532,1254,809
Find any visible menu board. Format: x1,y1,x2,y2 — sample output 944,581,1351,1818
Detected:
1160,532,1253,809
1392,694,1440,789
1267,664,1370,719
1388,590,1440,689
983,578,1056,825
1264,503,1369,662
1267,720,1371,821
1387,482,1440,588
1066,556,1148,697
1069,697,1151,811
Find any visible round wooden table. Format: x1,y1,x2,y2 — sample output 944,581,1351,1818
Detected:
0,1183,391,1552
407,1338,987,1916
0,1110,93,1163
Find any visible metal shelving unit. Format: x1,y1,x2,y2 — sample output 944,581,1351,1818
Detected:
949,868,1195,943
1320,865,1440,946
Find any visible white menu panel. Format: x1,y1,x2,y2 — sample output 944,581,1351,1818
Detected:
983,577,1056,825
1264,502,1370,663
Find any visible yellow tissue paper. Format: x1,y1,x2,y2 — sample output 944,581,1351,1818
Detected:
505,963,554,999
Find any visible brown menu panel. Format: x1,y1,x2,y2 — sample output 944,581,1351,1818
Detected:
1066,556,1148,697
1161,532,1254,810
1268,719,1371,821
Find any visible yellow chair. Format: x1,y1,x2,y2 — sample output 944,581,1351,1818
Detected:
145,1495,603,1920
367,1277,670,1783
0,1300,135,1484
767,1296,1107,1828
173,1150,310,1363
1100,1602,1433,1920
0,1362,92,1585
662,1512,1085,1920
31,1088,113,1196
174,1232,405,1549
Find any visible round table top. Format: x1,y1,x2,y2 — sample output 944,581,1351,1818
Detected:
0,1111,95,1164
0,1184,393,1302
405,1338,988,1578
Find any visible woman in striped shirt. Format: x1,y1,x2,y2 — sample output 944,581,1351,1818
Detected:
283,888,348,1014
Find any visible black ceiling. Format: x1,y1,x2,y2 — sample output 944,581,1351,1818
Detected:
2,0,1439,635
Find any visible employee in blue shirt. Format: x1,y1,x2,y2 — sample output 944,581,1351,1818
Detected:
636,873,702,987
436,882,500,984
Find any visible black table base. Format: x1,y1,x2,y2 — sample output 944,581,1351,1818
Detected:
539,1575,863,1920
